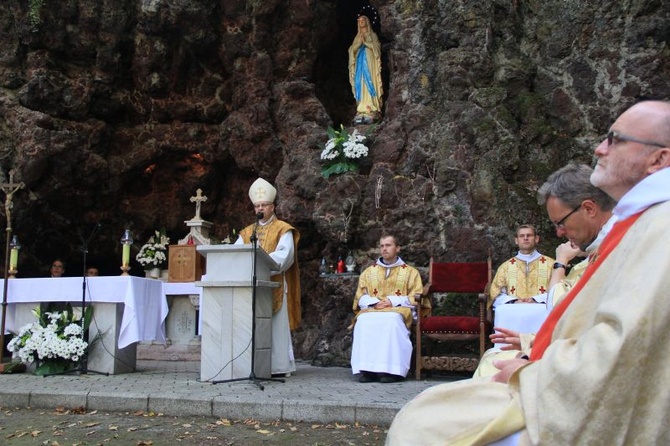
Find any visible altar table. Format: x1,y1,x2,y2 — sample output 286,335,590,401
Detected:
2,276,168,374
162,281,202,336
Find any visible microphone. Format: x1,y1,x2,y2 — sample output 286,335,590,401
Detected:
251,213,263,243
81,222,103,251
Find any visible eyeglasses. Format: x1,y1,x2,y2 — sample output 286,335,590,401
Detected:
607,130,666,148
553,204,582,229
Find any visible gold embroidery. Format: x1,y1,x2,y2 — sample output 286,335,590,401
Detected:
372,264,410,300
506,257,551,297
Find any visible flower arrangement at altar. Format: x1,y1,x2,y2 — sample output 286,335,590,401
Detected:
136,229,169,270
7,304,92,375
320,125,369,178
221,228,238,244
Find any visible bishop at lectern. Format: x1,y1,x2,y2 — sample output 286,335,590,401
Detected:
236,177,301,377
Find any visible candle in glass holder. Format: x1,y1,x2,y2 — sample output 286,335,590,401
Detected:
122,243,130,266
9,235,20,271
9,247,18,270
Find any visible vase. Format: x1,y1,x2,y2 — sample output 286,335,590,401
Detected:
146,267,161,279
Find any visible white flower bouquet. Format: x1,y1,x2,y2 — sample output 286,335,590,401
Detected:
136,229,169,270
320,125,370,178
7,304,92,375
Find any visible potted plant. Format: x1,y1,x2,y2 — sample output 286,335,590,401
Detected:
7,304,92,375
136,229,170,278
320,125,370,178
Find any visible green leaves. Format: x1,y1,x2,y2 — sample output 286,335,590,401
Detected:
321,162,360,179
326,124,344,141
9,303,93,375
34,358,74,376
320,125,369,178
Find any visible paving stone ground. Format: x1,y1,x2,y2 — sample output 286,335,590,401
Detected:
0,360,464,427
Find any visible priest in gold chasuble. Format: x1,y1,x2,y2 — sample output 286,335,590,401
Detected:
489,225,554,309
386,101,670,445
237,178,301,376
350,234,423,383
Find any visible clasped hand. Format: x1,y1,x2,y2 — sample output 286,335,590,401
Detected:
373,299,392,309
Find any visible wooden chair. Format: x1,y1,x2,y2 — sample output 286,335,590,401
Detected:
414,255,493,379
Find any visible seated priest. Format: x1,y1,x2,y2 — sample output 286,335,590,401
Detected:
474,163,617,377
488,225,555,336
350,234,423,383
386,100,670,444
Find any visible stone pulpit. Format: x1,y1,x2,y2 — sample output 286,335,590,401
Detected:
195,244,279,382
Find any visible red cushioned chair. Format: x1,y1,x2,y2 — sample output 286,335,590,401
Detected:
415,255,493,379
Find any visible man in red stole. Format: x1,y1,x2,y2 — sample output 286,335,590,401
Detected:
237,178,301,377
386,101,670,445
474,163,617,378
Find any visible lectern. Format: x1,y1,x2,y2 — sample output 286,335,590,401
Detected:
195,244,279,382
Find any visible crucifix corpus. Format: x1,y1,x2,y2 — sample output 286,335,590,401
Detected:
1,170,24,232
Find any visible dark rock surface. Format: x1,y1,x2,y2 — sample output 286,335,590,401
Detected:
0,0,668,365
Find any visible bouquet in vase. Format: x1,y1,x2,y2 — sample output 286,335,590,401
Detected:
320,125,370,178
136,229,169,270
7,304,92,375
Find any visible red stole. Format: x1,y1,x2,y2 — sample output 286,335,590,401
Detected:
530,212,643,360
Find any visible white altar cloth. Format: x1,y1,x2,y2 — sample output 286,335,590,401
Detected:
4,276,168,349
162,281,201,297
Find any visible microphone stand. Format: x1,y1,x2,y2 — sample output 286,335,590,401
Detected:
45,223,108,377
212,213,284,390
